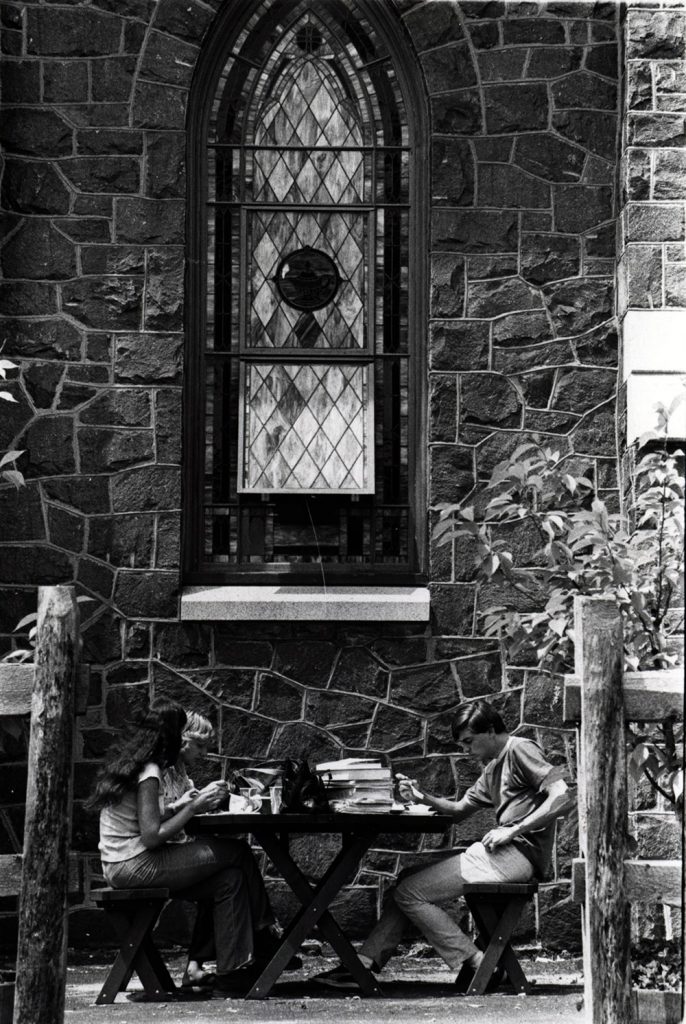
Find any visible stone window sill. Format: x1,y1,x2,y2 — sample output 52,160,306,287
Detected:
180,585,430,622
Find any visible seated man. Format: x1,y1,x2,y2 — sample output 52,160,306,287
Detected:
315,698,572,991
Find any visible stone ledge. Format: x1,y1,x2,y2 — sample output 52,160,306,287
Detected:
180,585,431,622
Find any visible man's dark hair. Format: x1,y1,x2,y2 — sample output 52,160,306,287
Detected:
451,700,507,740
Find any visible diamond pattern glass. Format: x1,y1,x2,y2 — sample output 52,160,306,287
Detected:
240,363,373,493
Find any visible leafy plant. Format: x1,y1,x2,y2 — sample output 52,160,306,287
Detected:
628,713,683,820
0,352,25,489
433,393,684,675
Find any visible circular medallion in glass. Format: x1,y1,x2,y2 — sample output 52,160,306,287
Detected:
274,247,340,311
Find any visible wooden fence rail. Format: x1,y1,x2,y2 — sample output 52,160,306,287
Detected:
564,596,684,1024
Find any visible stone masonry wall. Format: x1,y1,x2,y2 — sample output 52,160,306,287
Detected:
0,0,624,954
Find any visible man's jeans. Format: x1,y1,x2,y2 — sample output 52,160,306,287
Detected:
103,837,274,974
360,841,534,973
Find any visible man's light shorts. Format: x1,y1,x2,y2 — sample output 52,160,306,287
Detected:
460,841,534,884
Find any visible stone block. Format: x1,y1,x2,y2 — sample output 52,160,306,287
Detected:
0,544,73,584
371,638,428,668
76,129,143,156
153,622,210,666
665,263,686,306
502,18,565,45
454,653,501,698
155,389,182,463
255,672,304,721
420,40,477,93
626,203,685,242
430,255,466,317
553,109,617,161
306,688,375,727
272,641,337,686
403,2,464,49
584,42,618,78
627,9,686,60
492,309,551,347
52,218,111,243
59,102,129,129
467,254,517,280
477,47,528,82
430,89,482,135
145,132,186,199
390,662,459,714
655,61,686,95
115,333,183,383
113,569,178,618
552,69,617,110
115,197,185,243
553,184,613,233
538,883,582,951
21,415,76,477
527,46,585,79
80,245,145,276
90,56,137,102
628,112,686,148
1,219,76,280
466,277,543,319
59,156,140,194
478,163,550,209
543,279,613,336
1,158,71,215
0,484,45,542
631,812,682,859
111,465,181,512
432,139,474,207
466,21,499,50
429,443,475,503
570,400,616,455
429,374,457,442
522,673,565,728
369,704,423,752
200,668,256,707
654,149,686,200
473,137,514,162
330,648,388,698
77,556,116,601
521,232,580,285
518,368,556,407
43,60,89,103
513,133,586,182
154,0,216,44
47,505,84,553
43,475,110,514
139,31,198,88
132,82,188,130
619,245,663,309
88,513,155,567
27,7,123,56
627,62,653,112
62,278,143,330
78,427,153,473
493,337,571,374
584,221,615,258
85,391,152,431
144,248,185,330
429,583,476,635
0,59,40,104
432,209,518,254
0,108,73,157
268,721,339,763
484,83,549,133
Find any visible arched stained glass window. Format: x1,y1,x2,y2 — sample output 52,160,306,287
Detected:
186,0,426,582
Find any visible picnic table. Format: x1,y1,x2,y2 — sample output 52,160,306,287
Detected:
190,810,451,998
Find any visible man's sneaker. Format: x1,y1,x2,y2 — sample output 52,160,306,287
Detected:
312,966,360,990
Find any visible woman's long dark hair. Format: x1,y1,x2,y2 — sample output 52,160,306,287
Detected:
86,699,187,812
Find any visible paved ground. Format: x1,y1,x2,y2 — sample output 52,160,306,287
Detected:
63,948,585,1024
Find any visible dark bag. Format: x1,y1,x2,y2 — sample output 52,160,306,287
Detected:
280,758,330,814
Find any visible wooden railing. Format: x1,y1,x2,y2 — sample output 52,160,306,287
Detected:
563,596,683,1024
0,586,82,1024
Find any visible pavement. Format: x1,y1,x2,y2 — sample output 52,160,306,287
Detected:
63,947,585,1024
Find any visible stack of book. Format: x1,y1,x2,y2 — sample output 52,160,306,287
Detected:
315,757,394,813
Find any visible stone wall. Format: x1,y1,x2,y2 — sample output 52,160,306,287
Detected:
0,0,627,954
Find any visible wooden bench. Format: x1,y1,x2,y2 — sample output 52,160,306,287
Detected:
462,881,538,995
92,888,177,1004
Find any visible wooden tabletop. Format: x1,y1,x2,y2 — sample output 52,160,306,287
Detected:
190,810,452,834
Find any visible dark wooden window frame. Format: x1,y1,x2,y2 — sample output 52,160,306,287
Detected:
183,0,429,585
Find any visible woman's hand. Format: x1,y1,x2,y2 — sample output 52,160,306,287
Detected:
172,788,199,812
192,780,228,813
396,773,424,803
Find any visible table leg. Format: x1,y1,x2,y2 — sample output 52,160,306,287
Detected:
465,897,530,995
248,831,381,998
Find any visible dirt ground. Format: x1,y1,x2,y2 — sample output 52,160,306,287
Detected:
63,948,585,1024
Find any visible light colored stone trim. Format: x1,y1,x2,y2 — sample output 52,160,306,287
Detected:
622,309,686,380
180,585,431,621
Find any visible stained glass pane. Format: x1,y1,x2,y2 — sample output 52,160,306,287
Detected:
247,211,367,349
239,362,373,493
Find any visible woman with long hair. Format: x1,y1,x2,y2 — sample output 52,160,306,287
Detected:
87,699,278,996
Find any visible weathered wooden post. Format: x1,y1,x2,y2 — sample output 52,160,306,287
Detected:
576,595,631,1024
13,586,79,1024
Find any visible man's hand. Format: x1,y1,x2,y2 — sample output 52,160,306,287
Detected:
482,825,517,851
395,773,424,803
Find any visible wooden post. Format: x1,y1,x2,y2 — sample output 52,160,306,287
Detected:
576,596,631,1024
13,586,79,1024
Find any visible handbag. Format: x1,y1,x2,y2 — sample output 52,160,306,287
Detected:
280,758,330,814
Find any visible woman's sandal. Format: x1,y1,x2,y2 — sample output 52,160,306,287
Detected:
180,972,216,991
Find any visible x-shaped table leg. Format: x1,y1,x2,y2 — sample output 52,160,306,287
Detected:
248,831,381,998
464,896,531,995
